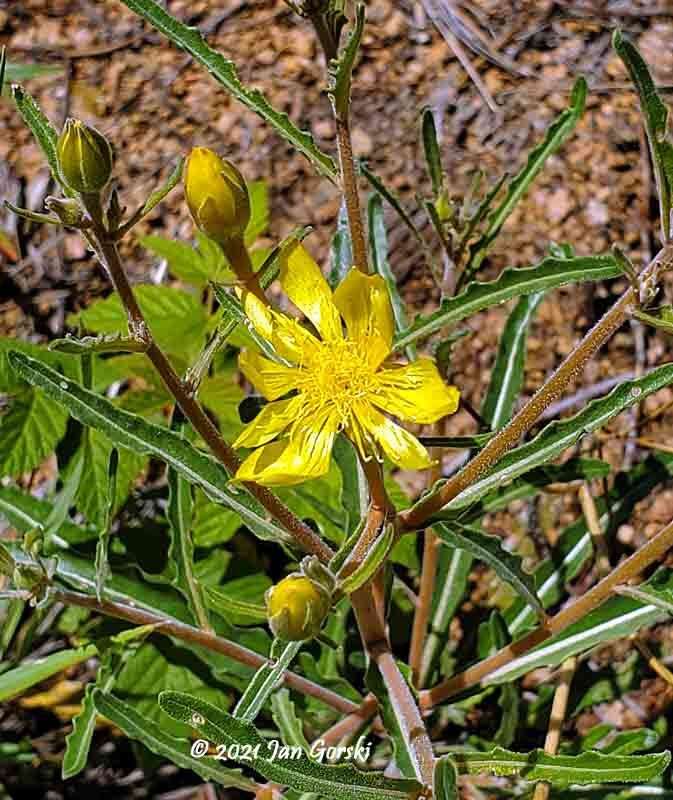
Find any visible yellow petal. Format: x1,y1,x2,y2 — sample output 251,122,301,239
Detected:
333,268,394,366
353,402,433,470
234,409,339,486
233,395,305,448
374,359,460,424
239,350,302,401
242,291,321,364
280,242,342,342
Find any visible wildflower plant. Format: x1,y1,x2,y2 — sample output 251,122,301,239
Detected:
4,7,673,800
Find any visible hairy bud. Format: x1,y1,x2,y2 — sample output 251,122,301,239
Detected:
57,118,113,194
265,574,330,641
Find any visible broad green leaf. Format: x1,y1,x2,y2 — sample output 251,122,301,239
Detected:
434,756,459,800
420,547,473,686
614,30,673,240
277,462,346,544
393,253,619,352
191,489,241,547
328,4,365,118
434,524,542,619
9,351,296,546
467,77,587,274
452,746,670,786
119,0,337,182
70,428,146,528
11,85,61,184
233,640,302,722
0,644,97,702
436,363,673,515
167,417,210,629
0,388,68,477
487,569,673,685
92,689,256,789
481,292,544,429
159,691,423,799
368,194,415,360
69,284,209,361
139,234,229,287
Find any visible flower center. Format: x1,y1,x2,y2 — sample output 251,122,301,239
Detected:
299,339,378,425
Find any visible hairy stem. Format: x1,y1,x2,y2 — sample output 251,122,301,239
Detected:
408,530,439,687
47,587,356,715
400,243,673,532
335,115,368,272
421,514,673,707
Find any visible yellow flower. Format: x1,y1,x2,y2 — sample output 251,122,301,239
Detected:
184,147,250,243
266,574,330,641
232,243,460,486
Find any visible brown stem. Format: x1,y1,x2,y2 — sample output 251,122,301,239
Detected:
420,515,673,707
408,530,439,686
400,243,673,533
82,202,333,564
335,115,368,273
49,587,356,715
319,694,380,746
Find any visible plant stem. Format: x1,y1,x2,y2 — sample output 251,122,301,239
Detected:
408,529,439,686
47,587,356,715
221,235,267,303
82,200,333,564
335,115,368,273
399,243,673,533
420,514,673,707
319,694,380,745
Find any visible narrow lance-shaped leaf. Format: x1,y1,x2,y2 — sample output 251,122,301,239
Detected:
328,4,365,119
481,292,544,430
613,30,673,241
422,108,443,197
434,756,459,800
11,85,61,185
339,523,395,595
329,201,354,287
434,362,673,515
9,351,296,546
434,524,543,620
0,644,97,702
95,448,118,601
394,253,619,352
205,584,267,625
271,688,311,752
233,639,302,723
92,690,256,789
159,691,423,800
467,77,587,276
119,0,337,182
452,747,670,786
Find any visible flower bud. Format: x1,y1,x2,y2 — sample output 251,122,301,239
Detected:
265,574,330,641
184,147,250,243
44,196,85,227
57,118,113,194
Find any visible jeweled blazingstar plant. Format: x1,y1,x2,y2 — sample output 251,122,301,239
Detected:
232,242,460,486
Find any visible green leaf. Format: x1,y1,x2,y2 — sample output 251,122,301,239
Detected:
9,351,296,547
4,61,62,84
437,363,673,515
206,584,267,626
94,448,118,601
328,4,365,119
481,292,544,430
368,194,415,361
139,234,227,287
92,690,256,789
614,30,673,240
11,85,61,185
121,158,184,234
69,285,209,361
191,489,241,547
467,77,587,274
329,202,353,287
233,640,302,722
245,180,270,246
422,108,443,197
271,688,310,751
159,691,423,799
434,524,543,620
167,417,210,629
433,756,459,800
452,746,670,786
119,0,337,182
0,388,68,477
49,333,149,355
601,729,660,756
393,252,619,352
340,522,395,594
487,569,673,685
0,644,97,702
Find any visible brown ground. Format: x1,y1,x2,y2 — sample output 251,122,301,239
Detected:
3,0,673,797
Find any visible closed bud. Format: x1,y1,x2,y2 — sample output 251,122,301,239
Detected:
57,118,113,194
44,196,85,227
265,574,330,641
184,147,250,243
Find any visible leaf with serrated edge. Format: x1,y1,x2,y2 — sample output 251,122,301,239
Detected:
435,524,543,619
394,253,619,352
8,351,294,546
11,85,61,185
92,690,255,789
159,691,422,800
119,0,337,182
233,640,302,722
452,746,670,786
